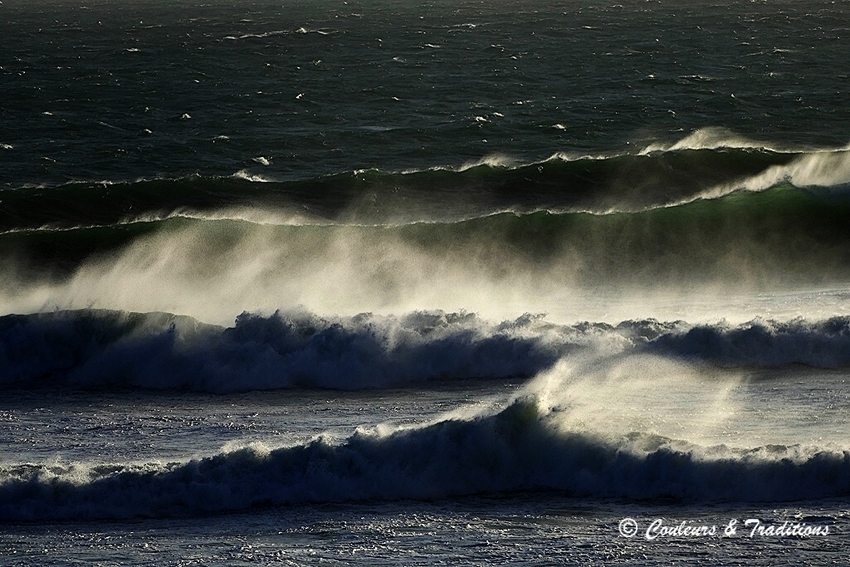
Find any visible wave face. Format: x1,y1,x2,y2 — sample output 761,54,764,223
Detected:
647,317,850,368
0,310,573,391
3,146,850,291
4,184,850,320
4,145,850,331
0,147,803,227
4,309,850,393
2,146,848,231
2,398,849,521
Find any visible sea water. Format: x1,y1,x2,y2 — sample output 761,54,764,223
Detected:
2,0,850,564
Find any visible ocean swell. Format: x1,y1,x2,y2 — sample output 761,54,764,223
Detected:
0,309,577,392
2,399,848,522
3,310,850,393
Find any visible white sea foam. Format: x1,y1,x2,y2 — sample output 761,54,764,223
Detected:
630,128,850,208
233,169,277,183
3,303,850,521
0,309,583,392
3,309,850,393
454,154,518,171
224,29,288,40
639,127,782,154
664,148,850,206
2,390,848,521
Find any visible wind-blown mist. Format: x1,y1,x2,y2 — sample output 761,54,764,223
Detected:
3,349,849,522
5,308,850,393
3,135,850,326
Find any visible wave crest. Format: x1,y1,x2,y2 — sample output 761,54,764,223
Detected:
0,309,579,392
2,397,849,521
4,310,850,393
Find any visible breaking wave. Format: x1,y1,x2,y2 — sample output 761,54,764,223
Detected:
3,309,850,393
5,143,850,233
2,398,848,521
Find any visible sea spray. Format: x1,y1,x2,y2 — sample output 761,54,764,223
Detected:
5,310,850,392
3,386,849,522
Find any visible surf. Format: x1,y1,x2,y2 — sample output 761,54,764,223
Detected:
3,391,849,522
4,309,850,393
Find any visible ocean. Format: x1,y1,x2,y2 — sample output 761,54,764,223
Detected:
2,0,850,564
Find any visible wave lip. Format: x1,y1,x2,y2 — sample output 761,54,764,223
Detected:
2,399,849,522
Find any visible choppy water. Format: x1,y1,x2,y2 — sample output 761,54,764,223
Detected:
2,0,850,564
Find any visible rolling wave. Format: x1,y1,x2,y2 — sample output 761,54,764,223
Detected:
647,317,850,368
2,398,848,521
3,309,850,393
4,182,850,288
4,143,848,233
0,309,575,392
4,136,850,328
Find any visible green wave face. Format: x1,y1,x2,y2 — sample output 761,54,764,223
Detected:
0,147,807,231
4,146,850,326
4,183,850,289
